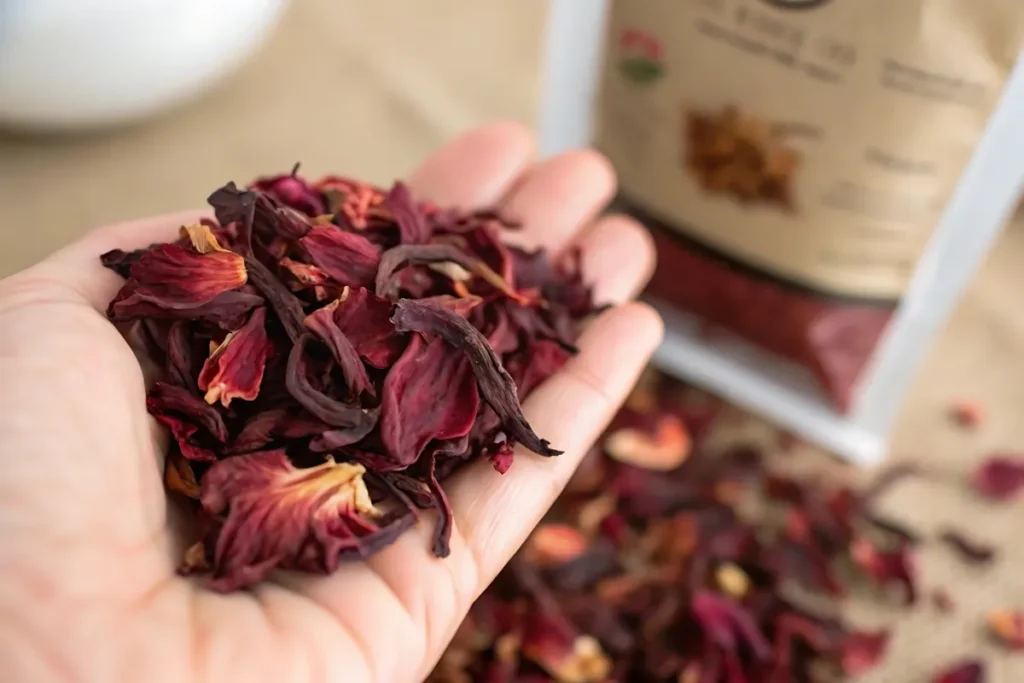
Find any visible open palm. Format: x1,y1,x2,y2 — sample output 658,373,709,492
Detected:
0,123,661,683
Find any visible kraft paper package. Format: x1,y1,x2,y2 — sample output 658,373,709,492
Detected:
538,0,1024,462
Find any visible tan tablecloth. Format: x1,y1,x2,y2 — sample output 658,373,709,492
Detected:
0,0,1021,680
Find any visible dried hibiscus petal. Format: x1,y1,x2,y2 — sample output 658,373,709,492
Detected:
972,454,1024,502
932,660,986,683
393,298,560,457
840,630,890,677
604,415,690,471
379,332,479,469
191,450,414,591
198,307,273,407
147,382,228,462
300,224,381,287
104,169,593,592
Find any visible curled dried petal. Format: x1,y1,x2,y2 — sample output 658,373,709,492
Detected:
300,225,381,287
286,334,374,428
379,333,479,469
386,181,432,244
198,308,272,407
939,529,996,565
193,450,413,591
327,286,403,368
840,630,890,677
147,382,228,462
304,303,374,398
520,612,611,683
393,298,560,457
376,243,522,301
112,242,247,314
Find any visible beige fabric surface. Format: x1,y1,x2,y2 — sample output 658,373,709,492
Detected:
0,0,1021,680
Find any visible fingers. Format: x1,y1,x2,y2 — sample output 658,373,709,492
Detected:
406,120,535,207
497,148,617,254
576,214,657,304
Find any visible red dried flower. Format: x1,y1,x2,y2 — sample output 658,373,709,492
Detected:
101,170,598,591
850,537,917,605
198,307,273,407
972,454,1024,502
191,450,412,591
932,659,986,683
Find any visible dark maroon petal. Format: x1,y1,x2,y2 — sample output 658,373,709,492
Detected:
376,243,521,301
939,529,996,565
109,288,264,329
300,225,381,287
379,333,479,469
691,591,772,661
304,303,374,398
285,334,375,428
392,298,560,457
308,410,381,453
100,247,149,278
244,256,307,344
426,454,455,557
112,242,247,313
972,454,1024,502
198,308,272,407
251,170,327,216
931,659,985,683
329,286,404,368
385,181,432,244
166,321,197,389
147,381,228,462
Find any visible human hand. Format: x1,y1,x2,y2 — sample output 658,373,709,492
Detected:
0,122,661,683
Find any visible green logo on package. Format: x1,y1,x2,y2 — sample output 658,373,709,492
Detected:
618,29,665,85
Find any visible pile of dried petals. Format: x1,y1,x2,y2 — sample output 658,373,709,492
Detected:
430,374,1023,683
100,168,601,591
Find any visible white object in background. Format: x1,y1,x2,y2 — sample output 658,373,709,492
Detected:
537,0,1024,464
0,0,289,130
537,0,610,158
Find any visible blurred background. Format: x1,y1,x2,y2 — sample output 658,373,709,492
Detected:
0,0,546,275
1,0,1022,680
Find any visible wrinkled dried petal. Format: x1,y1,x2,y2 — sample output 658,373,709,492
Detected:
308,412,381,453
251,170,326,216
328,286,404,368
100,246,148,278
393,298,559,457
286,335,375,428
691,591,771,661
147,382,228,462
193,450,411,591
198,308,272,407
386,181,432,244
972,454,1024,502
379,333,479,469
987,609,1024,650
244,255,307,344
932,660,985,683
377,243,520,301
109,288,264,330
300,225,381,287
605,415,690,471
112,242,247,316
939,529,996,565
280,257,331,290
304,303,374,398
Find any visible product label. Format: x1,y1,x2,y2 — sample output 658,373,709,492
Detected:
596,0,1023,300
